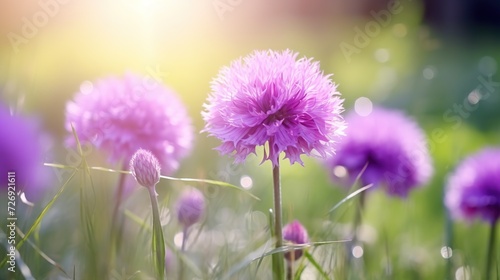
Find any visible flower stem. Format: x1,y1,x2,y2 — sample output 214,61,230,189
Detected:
485,222,497,280
272,161,285,280
111,163,128,230
286,262,293,280
109,164,127,270
149,186,166,280
347,188,365,277
179,226,188,280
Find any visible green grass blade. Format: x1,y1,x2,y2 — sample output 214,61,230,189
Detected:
327,184,373,214
124,210,203,277
304,251,330,280
0,170,77,267
16,228,70,278
87,166,260,200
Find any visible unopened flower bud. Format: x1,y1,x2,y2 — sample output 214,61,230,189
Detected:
130,149,161,188
176,188,205,228
282,220,309,262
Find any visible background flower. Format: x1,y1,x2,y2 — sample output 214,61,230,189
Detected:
445,148,500,224
326,107,433,197
282,220,309,262
0,102,50,201
65,73,193,174
203,49,345,166
176,188,206,229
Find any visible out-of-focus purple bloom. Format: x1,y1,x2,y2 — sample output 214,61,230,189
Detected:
176,188,205,228
0,103,49,201
202,50,345,167
130,149,161,188
326,108,433,197
445,148,500,225
282,220,309,262
65,73,193,174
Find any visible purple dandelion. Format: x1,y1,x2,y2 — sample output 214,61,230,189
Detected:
445,148,500,225
326,107,433,197
65,73,193,174
202,50,345,166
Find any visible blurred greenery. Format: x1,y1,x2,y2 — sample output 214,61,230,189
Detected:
1,0,500,279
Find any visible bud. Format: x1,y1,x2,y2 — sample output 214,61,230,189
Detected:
130,149,161,188
176,188,205,228
282,220,309,262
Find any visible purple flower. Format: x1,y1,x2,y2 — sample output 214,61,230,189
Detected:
0,103,49,201
326,108,433,197
176,188,205,228
65,73,193,174
130,149,161,188
445,148,500,225
282,220,309,262
202,50,345,166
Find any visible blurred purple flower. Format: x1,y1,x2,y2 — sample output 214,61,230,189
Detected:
445,148,500,225
326,108,433,197
282,220,309,262
202,50,345,166
176,188,205,229
65,73,193,174
0,103,49,201
130,149,161,188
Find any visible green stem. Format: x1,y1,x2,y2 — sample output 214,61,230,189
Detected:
109,164,127,271
286,261,293,280
486,222,497,280
149,186,166,279
179,226,188,280
272,161,285,280
111,163,128,231
347,189,365,275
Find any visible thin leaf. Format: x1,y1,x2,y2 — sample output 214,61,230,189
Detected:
43,163,77,170
304,251,330,280
16,228,70,278
88,166,260,200
253,240,350,262
327,184,373,214
0,170,77,267
124,210,203,277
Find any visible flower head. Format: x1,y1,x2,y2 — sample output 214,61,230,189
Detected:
65,73,193,174
445,148,500,225
202,50,345,166
326,107,433,197
176,188,205,228
130,149,161,188
0,103,49,201
282,220,309,262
